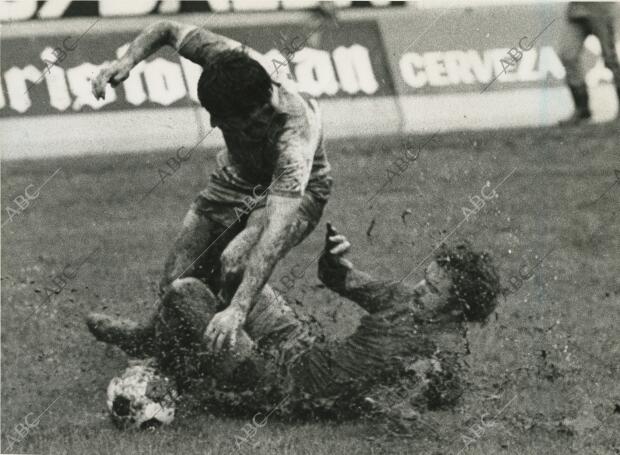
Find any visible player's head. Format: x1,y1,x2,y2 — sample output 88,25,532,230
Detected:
197,48,273,127
430,243,501,322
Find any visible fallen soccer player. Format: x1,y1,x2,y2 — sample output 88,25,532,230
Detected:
87,224,501,419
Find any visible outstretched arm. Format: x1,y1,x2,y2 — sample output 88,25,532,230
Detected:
92,20,196,99
318,224,417,313
116,20,195,66
92,20,268,100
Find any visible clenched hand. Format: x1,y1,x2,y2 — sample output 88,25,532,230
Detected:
91,59,132,100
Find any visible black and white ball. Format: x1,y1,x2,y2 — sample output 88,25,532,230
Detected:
106,362,178,430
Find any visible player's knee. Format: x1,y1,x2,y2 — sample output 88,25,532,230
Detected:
162,278,209,308
159,275,174,296
162,278,188,309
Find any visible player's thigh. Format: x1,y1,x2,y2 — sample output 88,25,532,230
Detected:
591,18,620,72
559,19,588,63
271,191,328,252
161,199,243,292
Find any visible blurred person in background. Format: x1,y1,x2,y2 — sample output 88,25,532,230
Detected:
559,1,620,125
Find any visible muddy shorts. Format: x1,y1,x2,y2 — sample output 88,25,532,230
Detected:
196,162,332,231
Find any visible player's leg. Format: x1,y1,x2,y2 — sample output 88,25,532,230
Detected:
86,196,244,356
160,196,245,295
87,277,256,385
591,16,620,114
218,212,263,304
157,276,315,389
86,313,157,358
85,277,221,359
102,195,246,351
154,277,252,382
155,277,220,347
558,18,591,123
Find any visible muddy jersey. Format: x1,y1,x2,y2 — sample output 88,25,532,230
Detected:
177,27,331,199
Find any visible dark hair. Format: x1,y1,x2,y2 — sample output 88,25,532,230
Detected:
197,48,273,118
434,242,501,322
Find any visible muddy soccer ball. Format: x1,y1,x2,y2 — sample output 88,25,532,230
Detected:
106,362,178,430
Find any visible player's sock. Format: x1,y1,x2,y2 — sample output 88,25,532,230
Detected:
86,313,156,358
560,83,591,125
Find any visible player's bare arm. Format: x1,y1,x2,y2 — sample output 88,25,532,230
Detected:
319,224,420,314
206,194,302,352
92,20,197,99
91,20,270,101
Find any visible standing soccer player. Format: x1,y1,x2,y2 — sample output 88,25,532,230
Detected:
559,1,620,124
91,20,332,352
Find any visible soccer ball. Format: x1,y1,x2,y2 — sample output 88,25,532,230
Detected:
106,361,178,430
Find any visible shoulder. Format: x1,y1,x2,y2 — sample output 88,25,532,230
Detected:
178,26,266,68
275,82,321,138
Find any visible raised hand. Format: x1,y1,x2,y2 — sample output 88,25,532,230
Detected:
326,223,351,255
91,59,133,100
320,223,353,273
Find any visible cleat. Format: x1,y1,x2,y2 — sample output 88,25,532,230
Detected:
86,313,155,358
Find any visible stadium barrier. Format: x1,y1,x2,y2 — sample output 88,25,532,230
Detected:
1,5,618,160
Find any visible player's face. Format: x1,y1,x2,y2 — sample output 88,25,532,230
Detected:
210,103,275,139
407,261,454,314
424,260,452,296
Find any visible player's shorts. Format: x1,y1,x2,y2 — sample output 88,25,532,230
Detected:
195,159,332,231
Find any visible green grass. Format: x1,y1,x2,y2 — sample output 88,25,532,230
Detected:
2,123,619,454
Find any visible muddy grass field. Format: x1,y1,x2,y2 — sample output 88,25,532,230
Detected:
1,123,619,454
